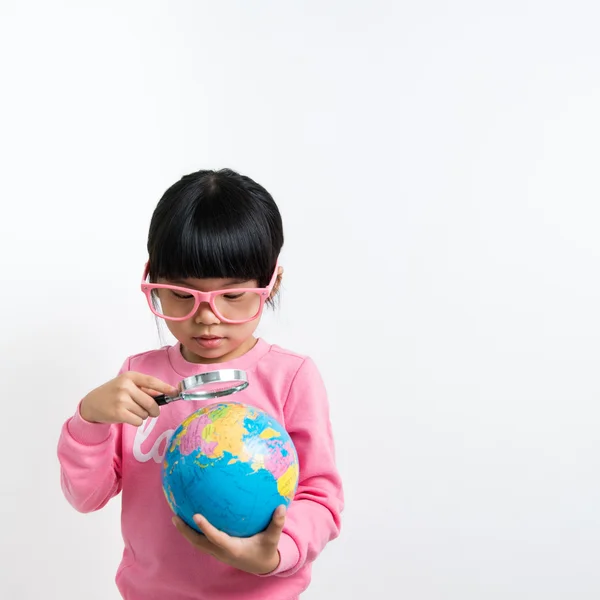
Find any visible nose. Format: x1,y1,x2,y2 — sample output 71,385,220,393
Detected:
194,301,221,325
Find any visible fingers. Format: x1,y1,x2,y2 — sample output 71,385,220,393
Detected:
85,372,177,427
128,385,160,419
263,505,286,544
192,514,232,550
124,373,177,419
140,386,166,397
173,516,219,555
121,412,145,427
125,399,150,421
129,373,178,396
108,388,146,426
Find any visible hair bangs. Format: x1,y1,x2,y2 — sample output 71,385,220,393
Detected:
147,169,282,287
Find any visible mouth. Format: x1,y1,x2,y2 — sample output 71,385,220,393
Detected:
193,335,225,349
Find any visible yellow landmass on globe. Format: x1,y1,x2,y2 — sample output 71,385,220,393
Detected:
259,428,281,439
201,404,251,462
277,464,299,499
163,486,177,512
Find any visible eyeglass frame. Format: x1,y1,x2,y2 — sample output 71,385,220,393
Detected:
140,261,280,324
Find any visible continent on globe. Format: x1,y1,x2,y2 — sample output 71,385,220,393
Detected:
162,402,299,537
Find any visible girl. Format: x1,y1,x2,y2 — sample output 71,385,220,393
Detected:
57,169,343,600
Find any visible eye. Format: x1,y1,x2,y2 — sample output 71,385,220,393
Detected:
223,293,245,300
170,290,193,300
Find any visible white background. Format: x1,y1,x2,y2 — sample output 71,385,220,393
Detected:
2,1,600,598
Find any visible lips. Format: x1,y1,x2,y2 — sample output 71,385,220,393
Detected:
193,335,225,349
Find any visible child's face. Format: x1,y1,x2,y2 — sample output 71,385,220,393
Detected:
158,273,274,364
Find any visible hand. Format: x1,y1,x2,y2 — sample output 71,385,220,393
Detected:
173,506,287,575
80,372,178,426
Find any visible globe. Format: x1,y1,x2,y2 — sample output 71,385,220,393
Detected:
162,402,299,538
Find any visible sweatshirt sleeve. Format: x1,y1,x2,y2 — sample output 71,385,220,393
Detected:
56,359,129,513
268,357,344,577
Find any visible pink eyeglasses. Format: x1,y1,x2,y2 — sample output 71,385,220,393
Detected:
140,262,279,324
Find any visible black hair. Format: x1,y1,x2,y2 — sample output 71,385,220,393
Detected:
147,168,284,289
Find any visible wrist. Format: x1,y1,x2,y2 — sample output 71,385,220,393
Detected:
79,400,96,423
257,550,281,575
67,402,113,445
256,533,300,577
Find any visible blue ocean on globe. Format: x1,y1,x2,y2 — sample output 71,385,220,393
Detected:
162,402,299,537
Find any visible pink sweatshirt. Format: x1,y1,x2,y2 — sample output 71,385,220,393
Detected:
57,339,343,600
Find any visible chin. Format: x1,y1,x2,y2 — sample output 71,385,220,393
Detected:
183,342,237,363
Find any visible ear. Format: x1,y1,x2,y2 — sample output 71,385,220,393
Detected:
269,266,284,300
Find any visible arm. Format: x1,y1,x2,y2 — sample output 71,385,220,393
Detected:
56,360,128,513
271,357,344,577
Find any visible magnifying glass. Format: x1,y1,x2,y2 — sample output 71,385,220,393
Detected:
154,369,249,406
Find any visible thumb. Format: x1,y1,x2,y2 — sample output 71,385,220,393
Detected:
264,505,286,541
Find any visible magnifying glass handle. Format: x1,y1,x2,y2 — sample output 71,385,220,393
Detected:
154,394,176,406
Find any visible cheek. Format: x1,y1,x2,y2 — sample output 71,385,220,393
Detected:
164,318,260,342
225,321,260,340
164,320,187,339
